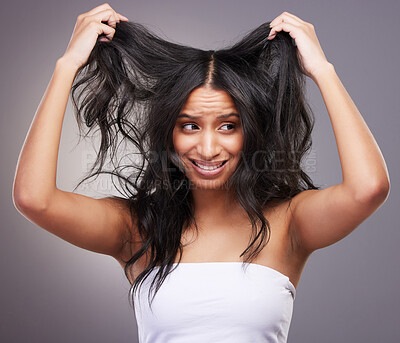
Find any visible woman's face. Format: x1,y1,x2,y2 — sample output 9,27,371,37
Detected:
172,86,243,190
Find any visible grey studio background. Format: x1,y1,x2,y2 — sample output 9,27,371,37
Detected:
1,0,399,342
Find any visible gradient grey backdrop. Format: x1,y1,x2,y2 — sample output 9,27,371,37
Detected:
2,0,399,342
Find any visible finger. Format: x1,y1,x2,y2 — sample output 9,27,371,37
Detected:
81,4,128,25
269,11,304,26
85,3,114,16
269,17,299,31
280,12,306,24
268,22,300,40
97,22,116,41
117,13,129,21
269,11,304,28
89,9,120,29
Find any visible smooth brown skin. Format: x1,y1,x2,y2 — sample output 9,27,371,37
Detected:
13,5,390,289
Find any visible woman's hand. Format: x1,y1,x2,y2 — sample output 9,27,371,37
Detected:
61,3,129,70
268,12,330,81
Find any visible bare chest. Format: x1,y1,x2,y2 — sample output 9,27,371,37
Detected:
172,204,307,289
124,202,309,289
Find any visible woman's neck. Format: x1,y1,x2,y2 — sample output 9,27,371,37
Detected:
191,187,245,223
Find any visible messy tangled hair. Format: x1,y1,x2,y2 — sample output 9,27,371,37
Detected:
70,20,320,309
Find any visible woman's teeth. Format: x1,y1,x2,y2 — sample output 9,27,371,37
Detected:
193,161,225,170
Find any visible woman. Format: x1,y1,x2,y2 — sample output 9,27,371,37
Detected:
13,3,390,342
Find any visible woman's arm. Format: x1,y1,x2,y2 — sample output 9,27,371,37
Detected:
268,12,390,253
289,62,389,253
13,58,77,209
312,63,389,197
12,4,136,261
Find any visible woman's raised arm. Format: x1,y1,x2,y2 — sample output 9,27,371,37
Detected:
268,12,390,254
12,4,136,262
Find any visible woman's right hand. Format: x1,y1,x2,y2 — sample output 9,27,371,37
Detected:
61,3,128,70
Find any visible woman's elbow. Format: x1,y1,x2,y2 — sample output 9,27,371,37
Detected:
355,177,390,206
12,186,50,214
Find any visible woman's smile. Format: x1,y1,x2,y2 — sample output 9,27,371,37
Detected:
190,158,229,176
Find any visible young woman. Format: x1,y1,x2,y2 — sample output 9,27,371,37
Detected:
13,3,390,342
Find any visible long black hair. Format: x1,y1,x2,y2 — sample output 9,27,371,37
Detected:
70,19,319,309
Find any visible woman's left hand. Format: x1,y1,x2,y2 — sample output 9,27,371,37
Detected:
268,12,330,81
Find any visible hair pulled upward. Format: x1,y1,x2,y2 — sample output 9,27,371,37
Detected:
70,20,320,309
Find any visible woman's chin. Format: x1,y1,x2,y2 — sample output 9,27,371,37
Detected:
188,178,229,191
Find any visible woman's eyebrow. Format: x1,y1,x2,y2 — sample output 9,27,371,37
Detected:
177,113,240,119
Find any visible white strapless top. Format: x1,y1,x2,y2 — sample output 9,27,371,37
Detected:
133,262,296,343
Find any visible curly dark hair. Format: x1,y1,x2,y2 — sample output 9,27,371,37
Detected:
70,20,320,309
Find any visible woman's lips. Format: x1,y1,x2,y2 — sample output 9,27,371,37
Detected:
189,159,228,176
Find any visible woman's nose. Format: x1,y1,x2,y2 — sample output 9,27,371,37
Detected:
197,130,221,160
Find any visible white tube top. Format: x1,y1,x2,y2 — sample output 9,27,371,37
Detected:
133,262,296,343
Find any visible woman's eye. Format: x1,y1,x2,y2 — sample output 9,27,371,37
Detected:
220,123,236,131
182,123,198,130
181,123,236,131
